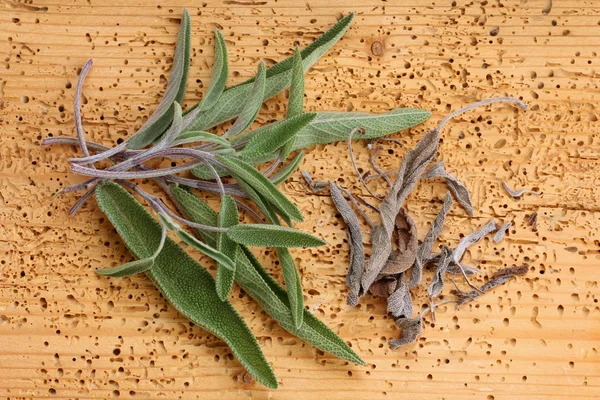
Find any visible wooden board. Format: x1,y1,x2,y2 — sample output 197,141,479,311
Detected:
1,0,599,398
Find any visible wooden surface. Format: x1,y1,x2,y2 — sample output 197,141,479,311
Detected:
1,0,599,398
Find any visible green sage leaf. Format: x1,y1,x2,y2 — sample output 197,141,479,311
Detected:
226,224,325,248
95,182,278,389
170,185,365,365
270,151,304,186
241,113,315,163
275,247,304,330
216,195,238,301
174,130,232,148
223,62,266,139
97,256,154,277
280,46,305,159
128,9,191,149
184,13,354,131
177,230,235,272
216,154,304,222
197,29,228,112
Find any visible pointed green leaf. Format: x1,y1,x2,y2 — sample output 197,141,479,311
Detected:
241,113,315,163
216,154,304,222
170,185,365,365
276,247,303,330
184,13,354,131
281,47,305,159
174,130,232,148
216,195,238,301
270,152,304,186
223,62,266,139
226,224,325,248
197,29,228,112
235,178,280,225
95,182,278,388
96,257,155,278
128,9,191,149
177,230,235,271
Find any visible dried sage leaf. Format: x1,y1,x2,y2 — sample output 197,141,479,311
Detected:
387,272,413,318
491,265,528,279
427,246,453,299
452,220,498,265
447,263,482,276
329,182,365,306
380,208,417,275
410,192,452,288
368,276,397,298
389,317,422,350
493,221,512,243
361,128,440,293
424,161,473,216
456,275,515,307
503,181,540,198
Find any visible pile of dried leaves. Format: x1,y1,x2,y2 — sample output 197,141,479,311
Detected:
304,98,539,349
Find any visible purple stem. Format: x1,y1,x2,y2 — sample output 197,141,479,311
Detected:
74,59,94,166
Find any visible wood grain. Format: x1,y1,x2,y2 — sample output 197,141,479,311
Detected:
1,0,599,398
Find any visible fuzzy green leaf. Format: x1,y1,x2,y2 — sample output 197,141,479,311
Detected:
95,182,278,389
270,151,304,186
127,9,191,149
276,247,303,330
197,29,228,112
96,256,155,278
281,47,305,159
241,113,315,163
216,154,304,222
223,62,266,139
184,13,354,131
226,224,325,248
177,230,235,271
170,185,365,365
174,130,232,148
216,195,238,301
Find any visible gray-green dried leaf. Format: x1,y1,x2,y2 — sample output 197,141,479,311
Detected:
502,181,540,199
424,161,473,216
493,221,512,243
389,317,422,350
368,276,397,297
361,129,440,294
427,246,452,300
410,191,452,288
380,208,417,275
452,220,497,265
491,265,528,279
329,182,365,306
447,263,482,276
387,272,412,318
456,275,515,307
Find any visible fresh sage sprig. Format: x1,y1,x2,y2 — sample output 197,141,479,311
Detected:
95,182,279,389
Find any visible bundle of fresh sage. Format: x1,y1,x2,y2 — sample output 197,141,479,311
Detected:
44,10,432,388
306,98,531,349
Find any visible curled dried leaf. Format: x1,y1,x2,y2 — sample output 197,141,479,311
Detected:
427,246,453,300
389,317,422,350
362,128,440,294
380,208,417,275
410,192,452,288
452,220,498,265
369,276,397,298
424,161,473,216
329,181,365,306
503,181,540,198
493,221,512,243
387,272,412,318
447,263,482,276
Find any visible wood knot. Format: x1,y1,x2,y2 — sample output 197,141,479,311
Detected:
371,41,384,56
